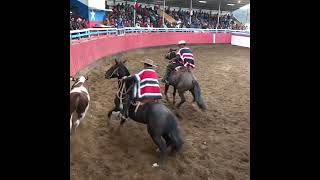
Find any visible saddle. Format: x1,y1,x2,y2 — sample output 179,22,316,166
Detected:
133,99,159,114
173,66,191,74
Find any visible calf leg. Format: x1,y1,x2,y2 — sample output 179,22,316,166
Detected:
74,104,89,133
70,114,73,135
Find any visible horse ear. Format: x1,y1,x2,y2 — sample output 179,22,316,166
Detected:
85,75,89,80
123,59,127,64
114,59,118,65
70,76,75,81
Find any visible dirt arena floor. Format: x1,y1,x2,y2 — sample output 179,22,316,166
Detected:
70,44,250,180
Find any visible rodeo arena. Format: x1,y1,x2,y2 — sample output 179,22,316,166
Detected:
70,0,250,179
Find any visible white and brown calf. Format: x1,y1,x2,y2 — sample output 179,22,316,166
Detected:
70,75,90,135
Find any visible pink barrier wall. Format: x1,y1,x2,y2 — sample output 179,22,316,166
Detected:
216,33,231,43
70,32,231,75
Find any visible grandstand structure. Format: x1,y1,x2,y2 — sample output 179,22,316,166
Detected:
116,0,250,11
70,0,250,75
70,0,250,29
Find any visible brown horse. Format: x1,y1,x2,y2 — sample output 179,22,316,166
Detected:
70,75,90,135
164,49,207,111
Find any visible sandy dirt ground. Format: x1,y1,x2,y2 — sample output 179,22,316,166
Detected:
70,44,250,180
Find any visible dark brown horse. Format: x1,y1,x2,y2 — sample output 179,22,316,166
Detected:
164,49,207,111
105,59,183,167
70,75,90,135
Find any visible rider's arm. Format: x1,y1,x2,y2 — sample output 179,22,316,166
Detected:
175,49,183,62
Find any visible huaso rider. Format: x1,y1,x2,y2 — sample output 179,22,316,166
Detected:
121,59,162,118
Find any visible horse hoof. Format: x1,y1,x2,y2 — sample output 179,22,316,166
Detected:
152,163,159,168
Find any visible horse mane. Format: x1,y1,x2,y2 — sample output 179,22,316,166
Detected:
121,63,130,76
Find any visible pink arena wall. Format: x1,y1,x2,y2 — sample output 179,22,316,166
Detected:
70,32,231,75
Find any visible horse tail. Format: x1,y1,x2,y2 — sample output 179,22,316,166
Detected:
170,124,183,152
192,80,207,111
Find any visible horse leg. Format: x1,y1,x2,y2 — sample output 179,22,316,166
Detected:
190,89,196,102
164,84,170,101
107,107,117,126
150,134,168,167
176,91,186,109
115,117,126,134
173,87,177,105
163,134,173,154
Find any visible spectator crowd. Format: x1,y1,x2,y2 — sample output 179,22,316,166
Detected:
104,3,246,30
104,3,163,28
70,11,88,30
70,2,246,30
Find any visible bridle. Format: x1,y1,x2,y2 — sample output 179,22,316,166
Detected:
108,66,120,79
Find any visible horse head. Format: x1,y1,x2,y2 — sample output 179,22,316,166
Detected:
105,58,130,80
165,48,177,60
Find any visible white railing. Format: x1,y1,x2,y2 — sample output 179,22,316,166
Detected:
70,27,250,40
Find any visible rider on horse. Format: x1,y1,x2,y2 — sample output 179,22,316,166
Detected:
121,59,162,118
162,40,195,84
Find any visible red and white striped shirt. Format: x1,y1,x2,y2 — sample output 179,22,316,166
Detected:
176,47,195,68
134,68,162,100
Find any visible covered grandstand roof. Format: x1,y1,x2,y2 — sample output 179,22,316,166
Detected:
137,0,250,11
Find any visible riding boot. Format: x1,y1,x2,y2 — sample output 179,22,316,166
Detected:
162,68,171,84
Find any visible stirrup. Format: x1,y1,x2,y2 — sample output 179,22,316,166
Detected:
162,79,169,84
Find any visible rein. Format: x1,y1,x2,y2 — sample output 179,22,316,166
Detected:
117,78,134,108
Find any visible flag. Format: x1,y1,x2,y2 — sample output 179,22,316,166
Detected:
134,1,139,10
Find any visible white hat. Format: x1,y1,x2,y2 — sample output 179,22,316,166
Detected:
178,40,186,45
141,59,157,67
